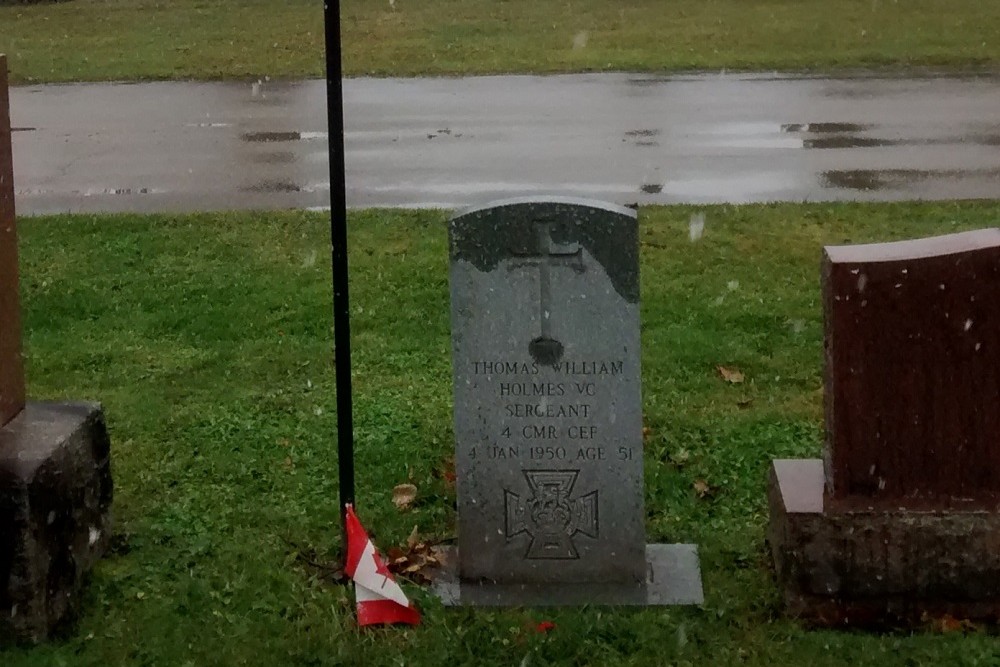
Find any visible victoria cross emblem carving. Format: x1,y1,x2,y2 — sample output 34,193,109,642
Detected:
504,470,599,559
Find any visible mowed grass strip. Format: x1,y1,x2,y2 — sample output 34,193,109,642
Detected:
1,0,999,83
5,201,1000,665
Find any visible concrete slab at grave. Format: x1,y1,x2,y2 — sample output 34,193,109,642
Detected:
0,55,114,644
769,228,1000,626
436,197,702,606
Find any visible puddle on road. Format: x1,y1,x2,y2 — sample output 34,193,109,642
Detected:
242,180,302,193
640,183,663,194
804,136,896,149
426,128,465,139
241,130,328,143
807,135,1000,149
821,170,891,191
84,187,160,196
241,180,329,194
625,129,660,138
782,122,874,134
783,122,886,149
625,129,661,148
241,131,302,143
253,151,297,165
783,122,1000,149
821,168,1000,192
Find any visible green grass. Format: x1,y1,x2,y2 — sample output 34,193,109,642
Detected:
1,0,999,83
4,201,1000,665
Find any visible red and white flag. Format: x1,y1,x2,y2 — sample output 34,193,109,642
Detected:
344,504,421,627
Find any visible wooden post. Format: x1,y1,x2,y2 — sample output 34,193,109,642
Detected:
0,54,25,426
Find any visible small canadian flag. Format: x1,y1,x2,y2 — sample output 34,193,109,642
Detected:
344,504,421,627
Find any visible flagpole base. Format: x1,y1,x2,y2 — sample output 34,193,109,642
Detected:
430,544,703,607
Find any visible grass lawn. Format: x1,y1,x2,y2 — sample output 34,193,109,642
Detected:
3,201,1000,665
1,0,999,83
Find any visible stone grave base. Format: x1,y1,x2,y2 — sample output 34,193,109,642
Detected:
431,544,704,607
1,402,113,644
769,458,1000,627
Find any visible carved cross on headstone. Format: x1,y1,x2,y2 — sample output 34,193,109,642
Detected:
504,470,599,559
0,55,25,427
506,219,584,365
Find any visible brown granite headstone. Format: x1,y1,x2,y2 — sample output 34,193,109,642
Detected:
769,229,1000,626
824,229,1000,510
0,54,25,427
0,55,113,645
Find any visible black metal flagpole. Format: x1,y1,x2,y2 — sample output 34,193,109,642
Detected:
322,0,355,532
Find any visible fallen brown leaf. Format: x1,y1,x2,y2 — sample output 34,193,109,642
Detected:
406,525,420,550
386,537,446,585
434,457,457,489
924,612,977,633
392,483,418,510
717,365,745,384
693,479,713,498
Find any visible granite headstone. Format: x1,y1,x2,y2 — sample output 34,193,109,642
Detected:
435,197,702,606
0,54,24,427
0,55,114,644
769,228,1000,625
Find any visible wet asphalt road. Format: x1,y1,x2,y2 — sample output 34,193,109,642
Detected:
10,73,1000,215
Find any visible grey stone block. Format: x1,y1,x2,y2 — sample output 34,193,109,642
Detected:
0,402,113,644
449,197,646,585
443,197,703,608
432,544,704,607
